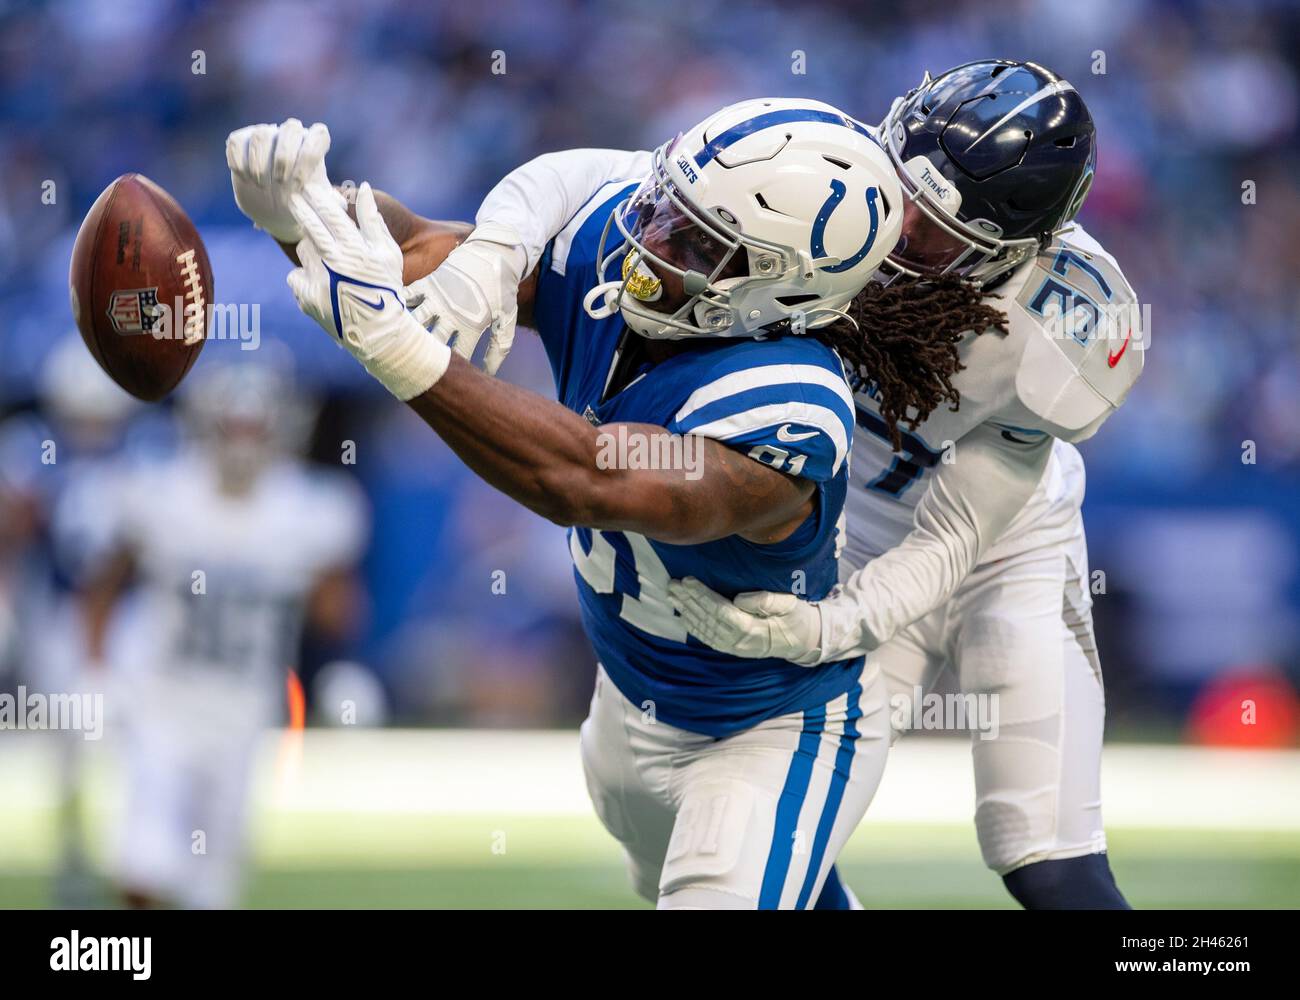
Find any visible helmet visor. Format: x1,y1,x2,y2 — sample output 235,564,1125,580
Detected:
890,194,978,274
590,136,793,338
619,170,747,316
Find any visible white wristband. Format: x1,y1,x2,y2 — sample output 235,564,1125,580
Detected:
359,308,453,400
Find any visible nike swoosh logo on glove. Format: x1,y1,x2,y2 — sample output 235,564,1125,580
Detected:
347,291,387,311
324,263,400,338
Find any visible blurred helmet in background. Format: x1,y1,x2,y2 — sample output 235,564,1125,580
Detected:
880,60,1097,286
38,334,138,448
312,660,389,728
181,352,315,491
586,97,903,338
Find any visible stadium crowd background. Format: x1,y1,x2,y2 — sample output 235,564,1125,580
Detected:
1,0,1298,739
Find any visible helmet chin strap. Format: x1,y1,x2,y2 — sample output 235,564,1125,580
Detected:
583,280,623,320
584,268,724,338
583,278,685,338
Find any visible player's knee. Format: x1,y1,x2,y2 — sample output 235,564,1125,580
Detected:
1001,854,1130,910
970,725,1069,873
974,795,1044,873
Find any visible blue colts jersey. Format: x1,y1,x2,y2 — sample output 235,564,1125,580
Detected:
532,179,863,737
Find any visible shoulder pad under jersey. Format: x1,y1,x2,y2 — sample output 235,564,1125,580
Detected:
1006,229,1145,442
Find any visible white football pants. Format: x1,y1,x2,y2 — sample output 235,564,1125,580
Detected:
580,661,890,908
869,459,1107,875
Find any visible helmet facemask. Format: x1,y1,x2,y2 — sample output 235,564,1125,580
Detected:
585,139,807,339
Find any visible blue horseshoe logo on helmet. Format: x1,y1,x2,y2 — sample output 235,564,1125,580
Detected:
810,180,879,273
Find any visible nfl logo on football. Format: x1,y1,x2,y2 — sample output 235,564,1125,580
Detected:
105,289,260,350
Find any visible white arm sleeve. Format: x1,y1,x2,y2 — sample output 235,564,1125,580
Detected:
816,422,1054,660
473,147,652,277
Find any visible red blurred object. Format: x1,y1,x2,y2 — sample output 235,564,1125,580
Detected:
1187,667,1300,748
285,669,306,732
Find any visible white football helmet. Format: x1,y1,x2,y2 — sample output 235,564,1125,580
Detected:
181,358,315,489
584,97,903,339
39,334,138,429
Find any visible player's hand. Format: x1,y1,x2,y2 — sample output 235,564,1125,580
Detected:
403,222,523,377
667,576,824,666
226,118,333,244
287,181,450,399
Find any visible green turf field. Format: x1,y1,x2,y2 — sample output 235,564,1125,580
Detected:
3,815,1298,909
2,732,1297,909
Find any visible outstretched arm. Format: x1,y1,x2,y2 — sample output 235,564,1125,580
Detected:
227,119,474,277
228,119,647,369
284,180,813,547
327,149,651,289
398,147,651,368
279,192,474,285
407,355,813,545
370,149,651,335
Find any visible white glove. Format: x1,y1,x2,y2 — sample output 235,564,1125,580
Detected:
287,181,450,400
226,118,332,243
667,576,824,666
402,221,525,376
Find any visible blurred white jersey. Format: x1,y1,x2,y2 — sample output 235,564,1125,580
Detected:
111,452,366,735
844,225,1142,566
109,451,364,908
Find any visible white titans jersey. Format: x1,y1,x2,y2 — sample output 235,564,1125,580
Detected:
111,452,366,730
845,225,1142,562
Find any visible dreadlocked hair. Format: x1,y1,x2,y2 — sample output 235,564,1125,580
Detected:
812,274,1009,452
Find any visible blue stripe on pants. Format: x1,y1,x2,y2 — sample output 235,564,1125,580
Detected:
758,705,826,909
795,683,863,909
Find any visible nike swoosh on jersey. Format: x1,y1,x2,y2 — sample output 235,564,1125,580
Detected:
1107,330,1132,367
776,424,819,443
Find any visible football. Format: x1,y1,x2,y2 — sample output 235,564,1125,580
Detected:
68,173,211,401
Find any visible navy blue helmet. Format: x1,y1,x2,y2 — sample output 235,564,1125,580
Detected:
880,59,1096,287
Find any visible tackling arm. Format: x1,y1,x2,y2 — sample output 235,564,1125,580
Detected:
815,422,1052,659
670,421,1052,663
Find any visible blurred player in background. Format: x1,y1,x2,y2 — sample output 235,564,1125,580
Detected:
670,61,1143,909
0,336,144,905
81,362,368,908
